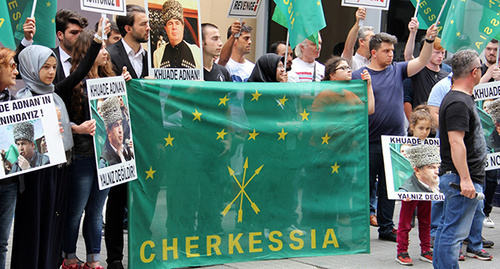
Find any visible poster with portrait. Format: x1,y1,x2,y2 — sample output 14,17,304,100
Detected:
86,76,137,190
146,0,203,80
0,95,66,179
381,135,444,201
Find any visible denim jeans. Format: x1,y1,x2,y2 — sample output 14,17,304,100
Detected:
466,199,485,251
430,200,443,238
433,172,482,269
370,143,395,235
62,156,109,262
0,181,17,269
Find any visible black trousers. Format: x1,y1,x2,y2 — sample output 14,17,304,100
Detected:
105,183,127,263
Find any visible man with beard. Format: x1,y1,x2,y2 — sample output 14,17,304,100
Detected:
270,41,293,71
108,4,150,79
480,40,500,83
153,0,201,69
288,34,325,82
105,5,147,269
10,121,50,173
53,10,89,84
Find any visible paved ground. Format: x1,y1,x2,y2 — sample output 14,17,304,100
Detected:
6,201,500,268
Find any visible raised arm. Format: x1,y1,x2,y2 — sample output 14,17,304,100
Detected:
218,21,241,66
404,18,419,61
342,8,366,63
407,23,438,77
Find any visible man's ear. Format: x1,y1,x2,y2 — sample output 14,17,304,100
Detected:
56,31,64,42
124,25,132,34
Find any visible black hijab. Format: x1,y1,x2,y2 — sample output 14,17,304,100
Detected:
248,53,284,82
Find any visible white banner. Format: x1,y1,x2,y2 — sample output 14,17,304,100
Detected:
381,135,444,201
485,152,500,171
341,0,391,10
86,76,137,190
473,80,500,101
227,0,262,18
80,0,127,15
0,95,66,179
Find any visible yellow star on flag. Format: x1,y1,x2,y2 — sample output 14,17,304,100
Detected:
217,129,228,140
278,128,288,140
46,1,51,7
456,32,461,37
450,19,454,25
51,19,55,23
219,95,229,106
317,1,321,6
321,133,331,145
331,162,340,174
164,133,174,147
248,129,259,140
251,90,262,101
300,109,310,121
278,95,288,106
192,109,202,121
145,166,156,179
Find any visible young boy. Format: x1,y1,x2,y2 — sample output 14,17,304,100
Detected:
396,144,440,265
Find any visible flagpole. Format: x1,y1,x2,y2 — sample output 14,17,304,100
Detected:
30,0,38,18
101,13,107,40
285,31,289,65
413,0,420,18
434,0,448,28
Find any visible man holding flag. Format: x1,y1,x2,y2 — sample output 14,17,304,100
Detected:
352,23,438,242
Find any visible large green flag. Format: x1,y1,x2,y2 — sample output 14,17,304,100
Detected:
441,0,500,53
13,0,57,48
410,0,451,34
127,80,370,268
271,0,326,48
0,1,15,49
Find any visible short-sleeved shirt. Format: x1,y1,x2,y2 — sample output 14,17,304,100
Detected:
204,62,231,82
341,52,370,71
352,62,409,143
427,73,452,107
222,58,255,82
439,90,486,184
411,67,449,107
288,58,325,82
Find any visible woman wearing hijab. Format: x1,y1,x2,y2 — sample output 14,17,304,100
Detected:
11,21,108,268
248,53,287,82
0,47,19,269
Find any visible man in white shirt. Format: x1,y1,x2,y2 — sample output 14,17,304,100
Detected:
342,7,375,71
53,10,88,83
288,33,324,82
217,21,254,82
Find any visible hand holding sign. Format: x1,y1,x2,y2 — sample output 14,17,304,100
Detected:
122,67,131,82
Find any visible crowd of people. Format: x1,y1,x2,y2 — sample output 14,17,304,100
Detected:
0,2,499,269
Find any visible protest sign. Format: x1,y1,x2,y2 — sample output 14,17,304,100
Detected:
86,76,137,190
473,80,500,101
0,94,66,179
80,0,127,16
146,0,203,80
382,135,444,201
341,0,391,10
227,0,262,18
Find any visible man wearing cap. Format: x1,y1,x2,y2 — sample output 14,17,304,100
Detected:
10,121,50,173
98,97,133,169
396,144,440,265
153,0,201,69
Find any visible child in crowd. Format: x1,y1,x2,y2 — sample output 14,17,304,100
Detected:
396,105,437,266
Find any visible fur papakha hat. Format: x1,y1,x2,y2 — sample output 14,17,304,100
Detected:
101,97,122,129
406,144,441,168
162,0,184,24
488,98,500,124
13,121,34,142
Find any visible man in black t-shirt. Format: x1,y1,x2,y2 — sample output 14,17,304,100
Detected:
201,23,231,81
434,50,489,268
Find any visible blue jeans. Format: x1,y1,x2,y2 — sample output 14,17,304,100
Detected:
370,143,395,234
465,199,485,251
430,200,443,238
0,181,17,269
433,172,482,269
62,156,109,262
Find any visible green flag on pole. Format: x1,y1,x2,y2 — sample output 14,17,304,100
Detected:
441,0,500,53
271,0,326,49
0,1,16,49
127,79,370,268
410,0,450,34
14,0,57,48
